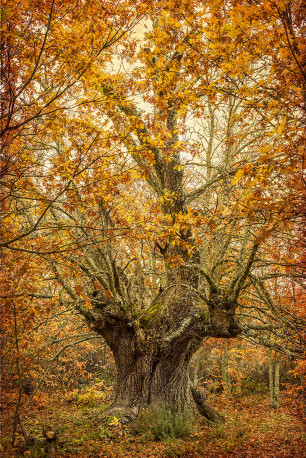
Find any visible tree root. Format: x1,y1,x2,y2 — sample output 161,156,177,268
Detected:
191,385,225,424
106,404,139,425
106,387,224,426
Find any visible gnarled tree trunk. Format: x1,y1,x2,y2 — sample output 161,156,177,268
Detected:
89,310,224,423
110,337,197,415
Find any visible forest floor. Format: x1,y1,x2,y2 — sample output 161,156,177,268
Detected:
2,391,305,457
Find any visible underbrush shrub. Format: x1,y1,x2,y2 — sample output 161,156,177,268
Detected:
241,376,268,395
136,402,193,441
76,386,106,406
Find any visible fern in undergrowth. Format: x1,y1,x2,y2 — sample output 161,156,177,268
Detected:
76,387,106,406
137,402,193,441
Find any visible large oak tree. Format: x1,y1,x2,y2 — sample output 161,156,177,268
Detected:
1,0,305,422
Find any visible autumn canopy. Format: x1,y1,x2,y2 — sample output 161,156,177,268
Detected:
1,0,305,426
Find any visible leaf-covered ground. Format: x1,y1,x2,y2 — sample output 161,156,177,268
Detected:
2,393,305,457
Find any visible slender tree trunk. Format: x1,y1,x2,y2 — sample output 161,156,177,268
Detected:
269,348,274,406
221,342,231,398
269,349,280,408
236,343,242,397
301,374,306,416
274,360,280,408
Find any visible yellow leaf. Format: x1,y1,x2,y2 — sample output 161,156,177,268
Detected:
109,416,119,426
232,168,244,185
